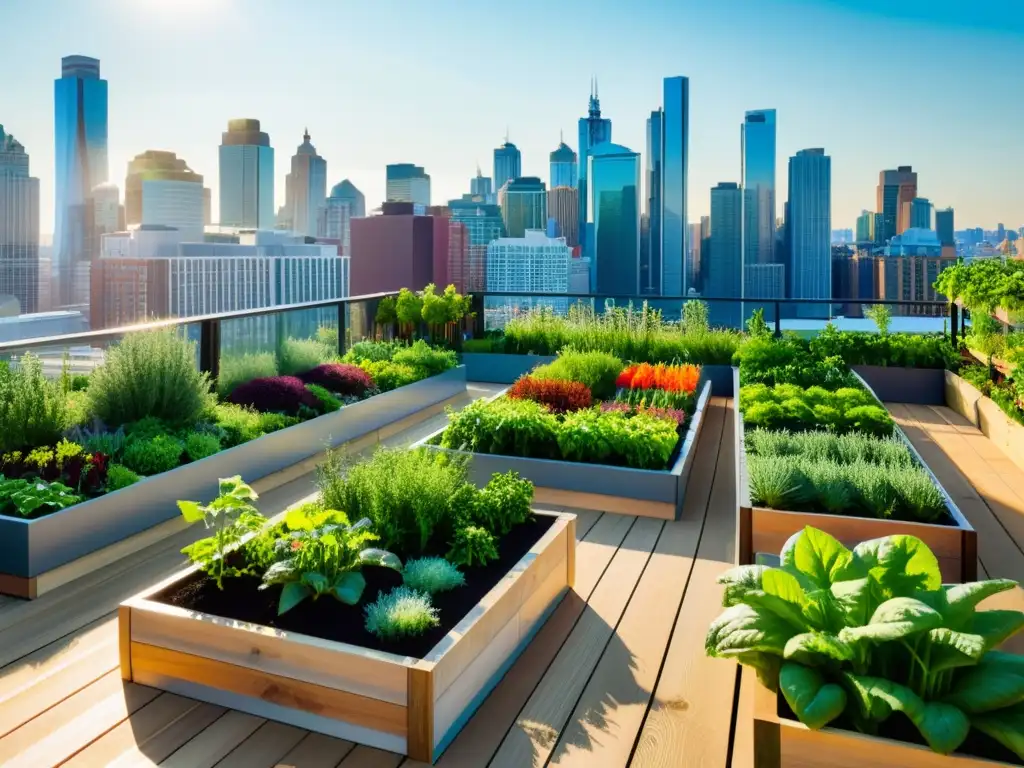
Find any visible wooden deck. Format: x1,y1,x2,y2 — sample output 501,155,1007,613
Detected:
0,394,1022,767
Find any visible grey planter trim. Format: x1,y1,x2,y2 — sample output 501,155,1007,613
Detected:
0,366,467,579
459,353,555,383
700,365,734,398
852,365,946,406
414,378,713,520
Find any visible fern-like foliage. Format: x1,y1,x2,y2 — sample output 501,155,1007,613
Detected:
364,586,439,641
403,557,465,595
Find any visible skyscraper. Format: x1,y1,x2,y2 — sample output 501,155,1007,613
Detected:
0,126,40,314
787,148,832,318
486,230,571,295
321,180,365,257
876,166,917,242
549,136,578,189
589,143,640,295
125,150,206,239
856,210,875,243
350,202,434,294
499,177,547,238
936,207,955,247
493,140,522,195
219,118,274,229
643,109,663,295
577,79,612,252
469,166,493,202
661,76,690,296
547,186,579,248
54,55,108,308
448,199,505,292
741,109,777,272
709,182,743,327
909,197,933,231
283,130,327,237
385,164,430,207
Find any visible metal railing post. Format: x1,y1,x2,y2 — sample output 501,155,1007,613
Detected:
337,301,348,357
199,318,221,383
773,300,782,338
950,303,959,348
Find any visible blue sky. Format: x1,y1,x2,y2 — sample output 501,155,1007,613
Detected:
2,0,1022,237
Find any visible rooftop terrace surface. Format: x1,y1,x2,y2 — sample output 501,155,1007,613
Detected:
0,388,1021,767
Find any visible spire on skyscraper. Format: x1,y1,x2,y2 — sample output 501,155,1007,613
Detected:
303,127,310,142
588,77,601,118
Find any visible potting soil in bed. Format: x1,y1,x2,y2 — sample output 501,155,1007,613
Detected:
154,514,556,658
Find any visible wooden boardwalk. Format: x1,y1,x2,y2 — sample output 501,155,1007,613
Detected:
0,395,1021,767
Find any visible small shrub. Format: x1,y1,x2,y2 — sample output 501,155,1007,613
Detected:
184,432,221,462
507,376,592,414
87,330,212,428
531,349,623,400
278,337,333,376
364,587,439,641
306,383,343,413
106,463,141,491
121,435,184,476
403,557,466,595
358,360,420,392
66,422,127,460
126,416,173,441
447,526,500,567
217,352,278,398
344,339,404,364
227,376,320,415
257,411,301,432
472,471,534,535
0,354,69,451
391,340,457,377
298,363,373,397
441,397,560,460
210,403,264,447
558,408,679,470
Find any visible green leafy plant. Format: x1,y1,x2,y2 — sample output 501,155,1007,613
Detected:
345,339,405,364
0,475,83,517
531,348,624,400
358,360,421,392
746,308,772,339
441,397,560,460
706,526,1024,760
121,434,184,475
0,354,69,452
682,300,710,335
396,287,424,336
179,476,266,589
105,463,141,492
865,304,892,335
184,432,221,462
261,506,402,615
306,383,343,413
736,335,856,389
278,337,334,376
403,557,466,595
364,586,440,641
558,407,679,470
87,330,212,428
390,340,457,378
472,471,534,536
740,383,894,437
447,525,500,567
216,352,278,398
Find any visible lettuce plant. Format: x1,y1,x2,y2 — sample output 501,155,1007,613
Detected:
706,526,1024,759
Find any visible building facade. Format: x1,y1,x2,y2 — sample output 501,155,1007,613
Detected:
0,126,40,314
742,109,777,271
547,186,579,248
499,177,547,239
856,209,875,243
549,139,578,189
219,119,274,229
643,109,663,296
661,76,689,296
709,182,743,328
577,80,613,252
493,141,522,195
876,165,916,242
908,197,932,231
283,130,327,237
787,148,831,317
54,55,108,309
448,200,505,292
320,180,365,257
486,230,571,294
350,202,434,295
588,143,640,295
469,168,493,203
385,163,430,207
125,150,205,239
936,207,955,247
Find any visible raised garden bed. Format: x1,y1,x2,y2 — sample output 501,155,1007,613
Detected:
460,352,555,384
853,364,946,406
416,378,712,520
734,367,977,582
119,508,576,763
0,366,467,599
946,370,985,427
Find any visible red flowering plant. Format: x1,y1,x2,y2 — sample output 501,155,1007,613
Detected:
615,363,700,410
507,376,593,414
599,401,688,428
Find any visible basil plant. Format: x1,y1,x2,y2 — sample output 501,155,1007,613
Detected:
706,526,1024,759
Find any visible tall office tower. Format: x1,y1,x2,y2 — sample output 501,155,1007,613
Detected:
385,164,431,207
908,197,932,231
688,222,702,294
997,223,1006,242
787,148,831,318
934,207,955,247
876,165,917,242
708,182,743,328
350,202,434,294
283,130,327,237
643,110,663,295
547,186,579,248
0,126,40,314
448,200,505,292
486,230,571,294
549,136,578,189
320,180,365,257
856,210,875,243
493,140,522,195
469,166,493,202
219,119,274,229
125,150,205,239
54,55,108,309
499,177,547,238
661,76,690,296
577,79,612,252
588,143,640,295
741,110,777,273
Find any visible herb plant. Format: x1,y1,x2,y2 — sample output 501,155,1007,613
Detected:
277,337,334,376
472,471,534,535
531,349,624,400
0,476,83,517
507,376,593,414
448,525,500,567
706,526,1024,759
403,557,466,595
122,434,184,475
216,352,278,398
105,463,141,491
0,354,69,451
364,586,440,641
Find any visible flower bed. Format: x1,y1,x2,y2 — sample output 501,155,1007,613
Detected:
708,527,1024,766
120,454,576,763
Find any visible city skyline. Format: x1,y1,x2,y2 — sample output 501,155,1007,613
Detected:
2,0,1022,239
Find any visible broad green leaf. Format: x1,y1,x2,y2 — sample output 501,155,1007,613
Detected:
969,610,1024,651
830,577,878,628
970,702,1024,760
839,597,943,645
349,517,373,532
332,571,366,605
763,569,807,605
783,632,855,666
842,672,894,721
945,580,1018,618
779,662,847,730
301,571,329,594
944,667,1024,714
261,559,298,586
278,582,311,615
852,535,941,598
926,628,986,673
717,565,767,606
801,589,848,634
284,506,314,531
734,651,782,691
177,500,206,523
980,650,1024,675
320,532,338,547
780,527,861,590
359,548,403,571
705,604,801,658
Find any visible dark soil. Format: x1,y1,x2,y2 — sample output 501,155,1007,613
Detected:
153,514,556,659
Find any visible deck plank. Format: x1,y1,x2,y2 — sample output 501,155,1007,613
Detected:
215,720,309,767
272,732,356,768
158,710,265,768
336,745,404,768
106,702,228,767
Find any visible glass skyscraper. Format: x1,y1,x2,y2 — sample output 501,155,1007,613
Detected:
125,150,206,239
469,167,493,202
909,197,933,230
549,138,578,189
741,109,777,273
219,119,274,229
588,143,640,295
284,130,327,237
0,126,40,314
643,109,662,295
499,177,547,238
449,199,505,292
493,141,522,195
321,180,365,257
385,163,430,207
935,207,955,247
660,76,690,297
787,148,832,318
577,80,612,253
54,55,108,308
709,182,743,328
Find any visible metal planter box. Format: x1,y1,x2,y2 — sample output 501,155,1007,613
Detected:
852,365,946,406
415,379,713,520
734,367,977,582
0,366,467,598
119,510,576,764
459,353,555,384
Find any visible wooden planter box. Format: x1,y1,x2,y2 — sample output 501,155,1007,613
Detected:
414,379,713,520
734,368,977,582
753,679,1016,767
459,352,555,383
0,367,467,600
119,510,575,764
946,370,984,427
977,396,1024,475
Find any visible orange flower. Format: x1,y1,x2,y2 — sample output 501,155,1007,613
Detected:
616,363,700,394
